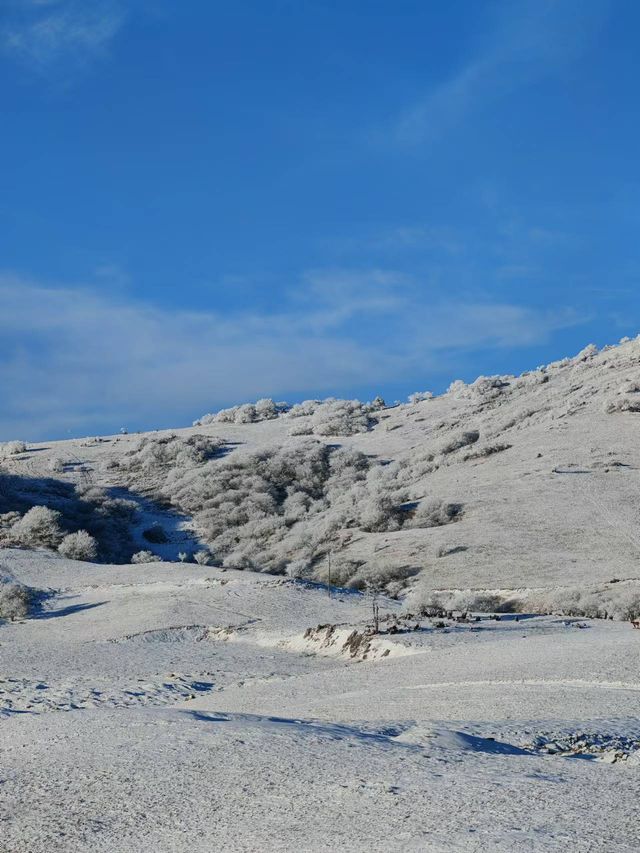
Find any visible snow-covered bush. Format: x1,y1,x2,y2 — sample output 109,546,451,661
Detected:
462,442,512,461
446,377,511,402
134,437,461,585
12,506,64,548
409,582,640,622
194,549,213,566
194,399,289,426
288,400,321,418
605,396,640,414
547,356,572,370
526,584,640,621
408,391,433,404
287,398,377,436
47,457,65,473
131,550,162,564
402,499,462,529
288,420,314,436
358,490,405,533
367,396,387,411
0,474,137,562
0,440,27,457
310,399,376,436
58,530,99,562
113,434,225,475
440,430,480,455
574,343,598,362
604,380,640,414
409,587,513,616
319,560,418,593
0,580,30,621
165,440,368,572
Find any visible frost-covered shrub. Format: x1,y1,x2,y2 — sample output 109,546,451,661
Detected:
358,491,405,533
47,457,65,473
0,440,27,457
495,407,538,433
315,557,363,588
131,550,162,564
287,399,377,436
285,558,309,579
58,530,99,562
449,591,504,613
403,499,462,529
462,442,512,461
526,585,640,621
440,430,479,455
194,549,213,565
547,356,572,370
150,440,397,574
604,380,640,414
409,589,448,617
408,391,433,403
288,400,321,418
409,587,512,616
366,396,386,411
310,399,376,436
574,343,598,362
114,434,225,475
605,397,640,414
194,399,289,426
172,441,358,569
12,506,64,548
0,473,137,562
0,581,30,620
288,420,314,436
409,582,640,622
446,377,510,402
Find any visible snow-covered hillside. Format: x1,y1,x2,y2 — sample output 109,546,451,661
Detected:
3,335,640,602
2,337,640,851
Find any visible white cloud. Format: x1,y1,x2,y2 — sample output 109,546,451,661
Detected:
390,0,609,146
0,272,586,440
1,0,125,72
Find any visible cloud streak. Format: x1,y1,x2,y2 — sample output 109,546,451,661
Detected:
1,0,125,72
391,0,609,146
0,271,587,440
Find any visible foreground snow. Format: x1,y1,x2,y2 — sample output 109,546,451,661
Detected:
1,550,639,851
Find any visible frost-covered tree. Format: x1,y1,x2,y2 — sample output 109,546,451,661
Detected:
131,550,162,564
0,581,30,621
0,440,27,457
58,530,99,562
194,399,289,426
408,391,433,403
12,506,64,548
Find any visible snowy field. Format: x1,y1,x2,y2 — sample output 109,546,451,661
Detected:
1,549,639,851
2,339,640,851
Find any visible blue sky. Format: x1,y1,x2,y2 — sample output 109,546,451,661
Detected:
1,0,639,440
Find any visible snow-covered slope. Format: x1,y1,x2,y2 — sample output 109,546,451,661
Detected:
3,336,640,595
2,337,640,851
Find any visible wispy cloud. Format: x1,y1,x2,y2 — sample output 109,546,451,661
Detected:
1,0,125,73
390,0,609,146
0,271,587,440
